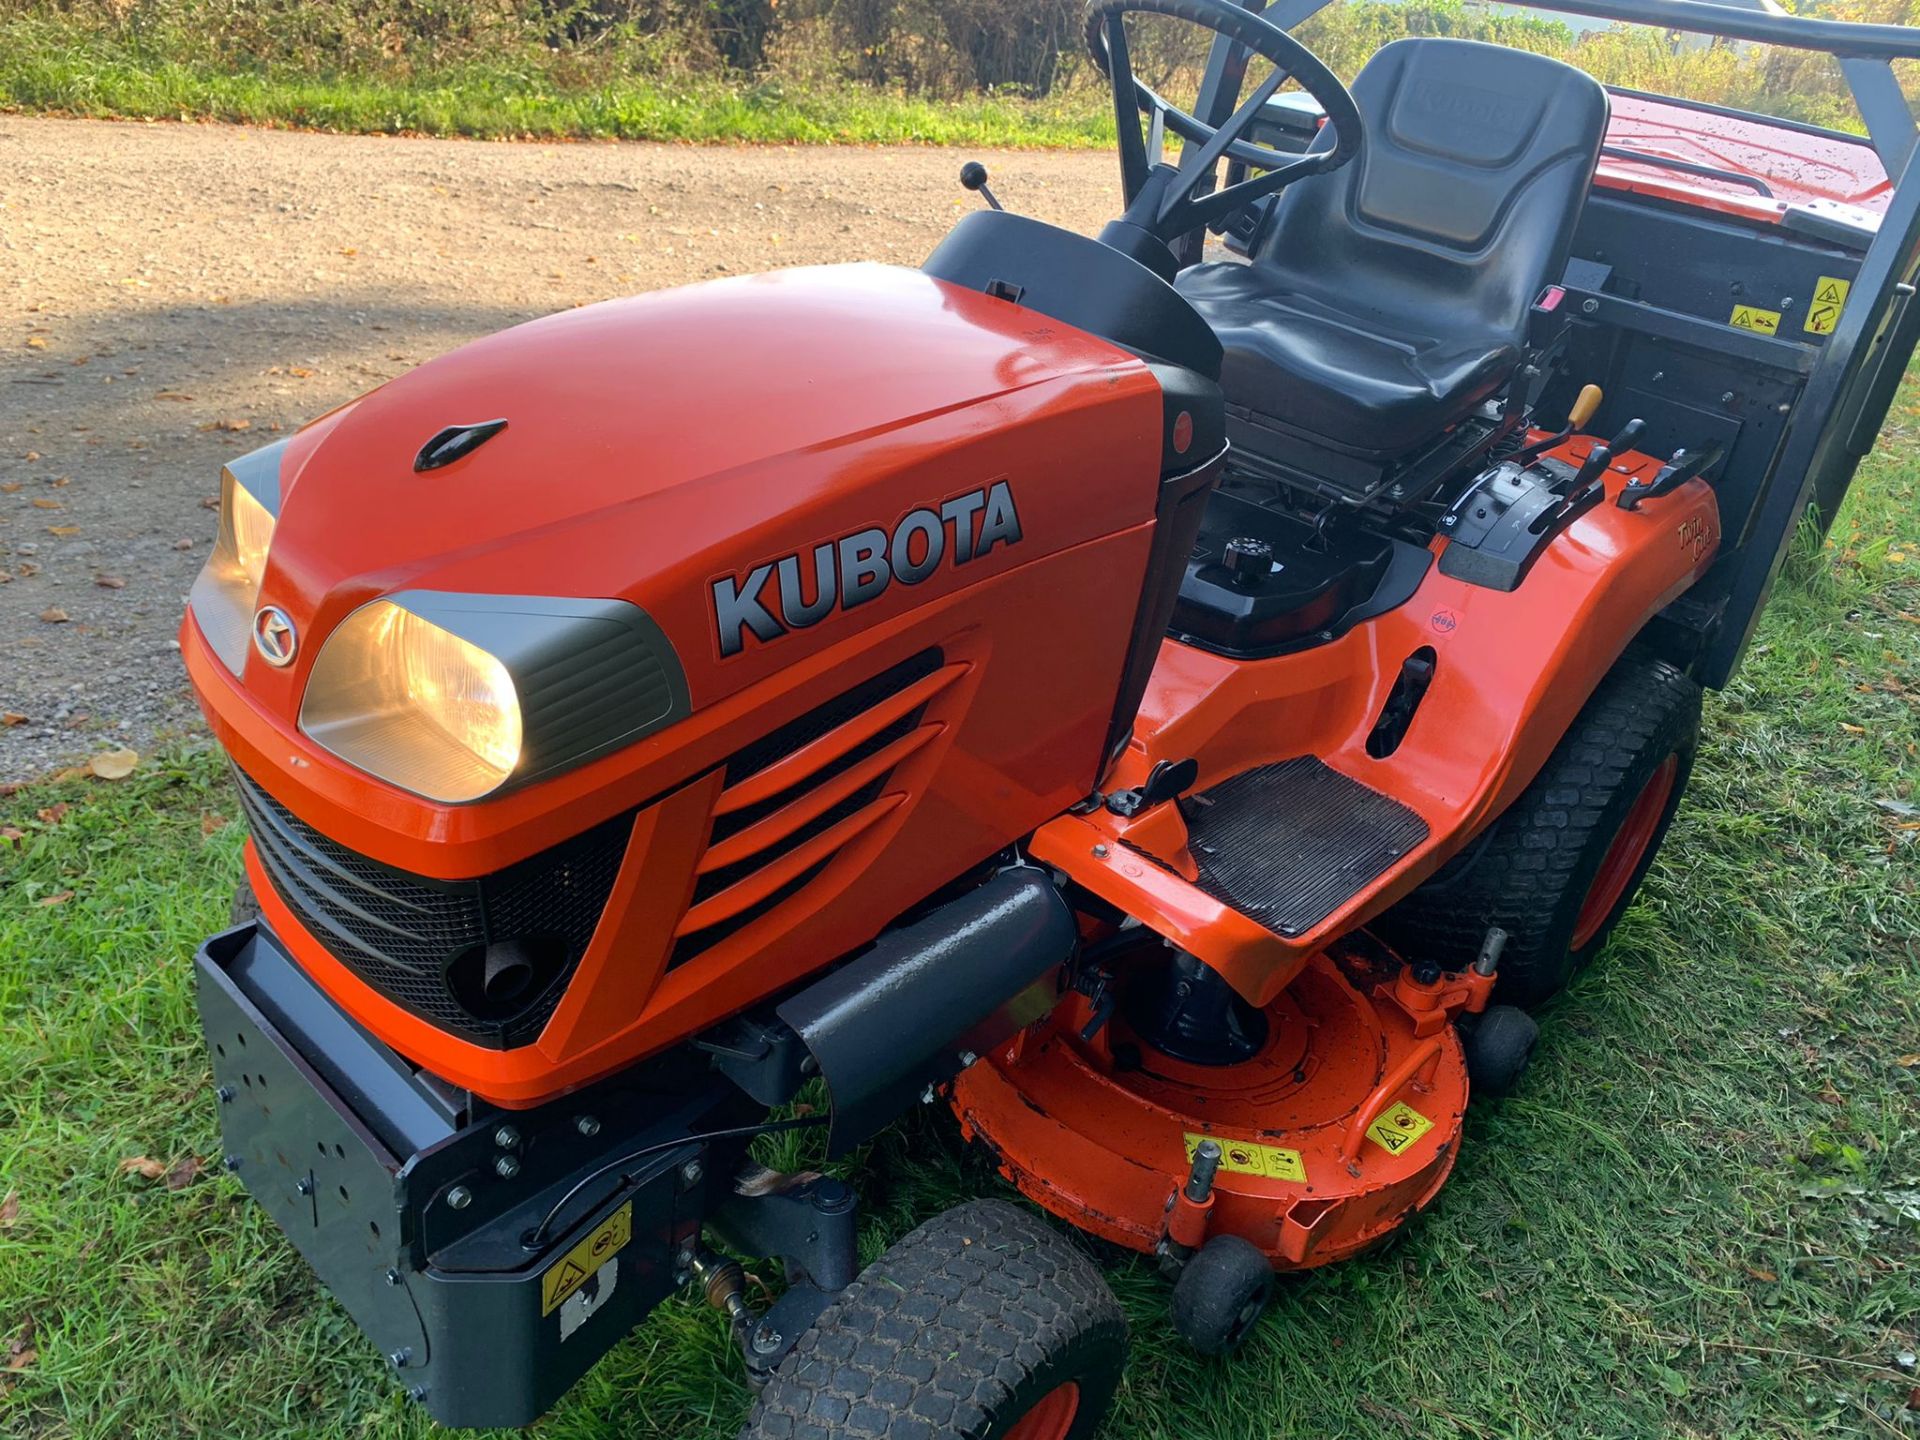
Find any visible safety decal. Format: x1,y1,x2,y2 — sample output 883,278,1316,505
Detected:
1728,304,1782,336
542,1201,632,1316
1804,275,1852,336
1364,1102,1435,1157
559,1260,619,1342
1185,1132,1307,1184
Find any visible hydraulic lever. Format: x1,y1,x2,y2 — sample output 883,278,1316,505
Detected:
1618,444,1725,510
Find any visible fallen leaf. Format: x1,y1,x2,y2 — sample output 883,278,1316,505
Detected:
38,608,68,624
87,747,139,780
35,803,69,824
22,450,40,461
0,828,24,846
46,525,81,538
93,574,126,590
1,712,25,726
0,481,19,494
24,336,47,350
29,497,62,510
0,1192,17,1227
1744,1266,1778,1282
119,1156,166,1181
1840,723,1867,735
36,891,74,907
288,366,314,378
214,418,250,432
164,1156,205,1191
16,561,41,577
1896,1054,1920,1067
200,811,228,836
3,1346,33,1374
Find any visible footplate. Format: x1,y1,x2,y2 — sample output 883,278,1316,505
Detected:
1182,757,1430,937
196,923,737,1427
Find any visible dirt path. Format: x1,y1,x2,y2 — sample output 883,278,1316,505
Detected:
0,117,1119,782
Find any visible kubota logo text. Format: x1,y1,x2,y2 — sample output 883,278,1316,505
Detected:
711,481,1022,657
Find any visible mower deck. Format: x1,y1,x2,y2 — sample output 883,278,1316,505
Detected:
953,944,1467,1268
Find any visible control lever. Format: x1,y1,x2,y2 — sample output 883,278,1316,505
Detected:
1106,757,1199,818
1506,382,1604,467
1603,417,1645,455
1617,444,1725,511
959,162,1003,212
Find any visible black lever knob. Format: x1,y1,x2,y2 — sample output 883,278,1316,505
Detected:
1222,536,1273,587
959,161,1003,212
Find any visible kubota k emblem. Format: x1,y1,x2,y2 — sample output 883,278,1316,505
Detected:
711,481,1023,657
252,605,298,666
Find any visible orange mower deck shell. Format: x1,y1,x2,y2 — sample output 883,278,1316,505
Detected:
951,945,1468,1268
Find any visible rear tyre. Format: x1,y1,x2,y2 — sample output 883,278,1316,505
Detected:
739,1199,1126,1440
1170,1233,1273,1357
1380,648,1701,1008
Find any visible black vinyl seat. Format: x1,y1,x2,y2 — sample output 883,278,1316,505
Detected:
1176,38,1608,464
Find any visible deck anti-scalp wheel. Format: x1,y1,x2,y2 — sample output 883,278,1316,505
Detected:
1170,1234,1274,1356
1381,647,1702,1007
739,1199,1126,1440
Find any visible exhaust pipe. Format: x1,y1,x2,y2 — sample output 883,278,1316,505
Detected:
775,868,1075,1155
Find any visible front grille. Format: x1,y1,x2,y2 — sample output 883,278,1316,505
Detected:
669,649,959,967
232,765,632,1049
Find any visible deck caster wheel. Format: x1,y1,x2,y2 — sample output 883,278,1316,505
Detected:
739,1199,1125,1440
1461,1005,1539,1099
1171,1234,1274,1357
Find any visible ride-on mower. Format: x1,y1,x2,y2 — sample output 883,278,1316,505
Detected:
180,0,1920,1431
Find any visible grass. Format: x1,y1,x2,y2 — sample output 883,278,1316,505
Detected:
1,386,1917,1437
0,19,1114,148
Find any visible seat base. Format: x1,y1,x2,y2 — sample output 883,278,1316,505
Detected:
1178,261,1520,468
1225,395,1515,510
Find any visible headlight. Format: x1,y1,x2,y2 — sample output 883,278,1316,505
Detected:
301,601,523,802
189,440,287,674
300,591,689,803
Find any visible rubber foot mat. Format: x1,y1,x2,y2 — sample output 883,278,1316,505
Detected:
1178,757,1430,938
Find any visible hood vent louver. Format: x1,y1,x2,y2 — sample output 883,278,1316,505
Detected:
669,649,961,967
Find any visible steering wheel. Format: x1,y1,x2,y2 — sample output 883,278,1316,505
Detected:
1086,0,1365,242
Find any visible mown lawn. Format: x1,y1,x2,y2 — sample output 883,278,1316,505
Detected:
1,383,1916,1437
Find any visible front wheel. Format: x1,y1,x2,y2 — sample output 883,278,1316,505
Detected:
740,1200,1126,1440
1381,648,1701,1008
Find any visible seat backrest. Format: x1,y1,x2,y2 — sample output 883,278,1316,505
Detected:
1254,38,1608,349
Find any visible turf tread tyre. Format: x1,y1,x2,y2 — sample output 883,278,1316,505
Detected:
739,1199,1125,1440
1381,648,1700,1008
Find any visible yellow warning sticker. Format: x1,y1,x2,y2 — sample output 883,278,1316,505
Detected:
1804,275,1852,335
1729,304,1782,335
1364,1101,1436,1158
1185,1132,1307,1184
542,1202,632,1316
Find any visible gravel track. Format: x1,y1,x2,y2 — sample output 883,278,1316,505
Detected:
0,117,1118,781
